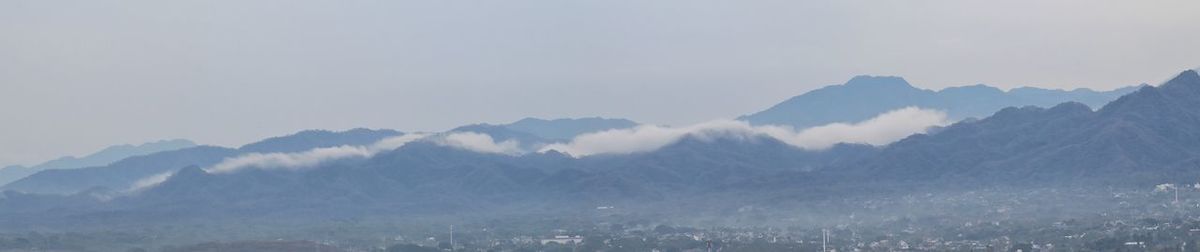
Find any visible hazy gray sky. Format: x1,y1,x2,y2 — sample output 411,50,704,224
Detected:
2,0,1198,166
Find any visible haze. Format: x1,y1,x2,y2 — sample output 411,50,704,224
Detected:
2,0,1199,166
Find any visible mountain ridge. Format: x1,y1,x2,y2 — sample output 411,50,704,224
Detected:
740,75,1141,129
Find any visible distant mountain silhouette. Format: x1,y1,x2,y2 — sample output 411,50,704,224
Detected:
1,146,240,194
503,117,638,140
0,139,196,186
740,75,1140,129
1,129,401,194
238,128,401,153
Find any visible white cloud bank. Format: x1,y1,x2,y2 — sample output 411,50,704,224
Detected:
131,131,526,189
433,132,523,155
129,171,174,191
131,133,463,190
539,107,949,157
206,133,429,174
203,131,521,174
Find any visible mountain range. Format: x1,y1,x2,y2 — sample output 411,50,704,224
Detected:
1,71,1189,229
0,118,640,195
0,78,1131,195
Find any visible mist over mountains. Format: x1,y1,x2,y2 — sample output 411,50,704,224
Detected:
5,0,1199,249
1,77,1138,196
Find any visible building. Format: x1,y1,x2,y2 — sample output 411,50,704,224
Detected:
540,235,584,245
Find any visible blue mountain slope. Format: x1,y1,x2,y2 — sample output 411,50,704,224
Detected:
1,146,239,194
238,128,402,153
833,70,1200,185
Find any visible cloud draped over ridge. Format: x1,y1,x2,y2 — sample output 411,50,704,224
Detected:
129,171,174,191
203,131,521,174
136,132,528,190
539,107,949,157
128,107,944,189
433,132,523,155
205,133,429,174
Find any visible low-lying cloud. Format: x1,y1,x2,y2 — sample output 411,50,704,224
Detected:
131,133,448,190
203,131,521,174
785,107,950,149
206,133,428,174
129,171,174,191
128,107,943,189
434,132,523,155
540,107,949,157
119,107,940,193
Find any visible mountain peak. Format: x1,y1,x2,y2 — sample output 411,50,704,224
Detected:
843,75,912,89
1046,101,1093,116
175,165,209,178
238,128,402,153
1161,70,1200,90
511,117,550,124
938,84,1005,96
1102,70,1200,114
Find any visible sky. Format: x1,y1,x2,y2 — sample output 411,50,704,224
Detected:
2,0,1199,166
